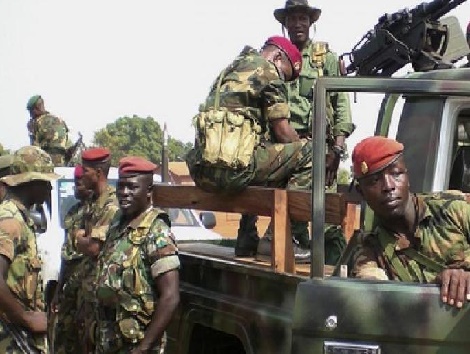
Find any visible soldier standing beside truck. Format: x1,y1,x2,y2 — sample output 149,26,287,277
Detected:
351,136,470,308
94,156,180,353
186,36,316,261
50,164,92,354
0,146,60,353
75,148,119,353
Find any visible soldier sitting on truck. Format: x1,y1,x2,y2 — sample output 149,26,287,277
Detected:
186,36,314,262
351,136,470,309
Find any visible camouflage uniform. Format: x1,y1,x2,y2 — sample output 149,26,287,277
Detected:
0,146,59,354
76,185,118,352
352,194,470,282
29,112,70,167
53,200,87,354
95,208,180,353
186,46,312,193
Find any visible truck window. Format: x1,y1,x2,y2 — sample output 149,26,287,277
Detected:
448,108,470,192
396,97,445,192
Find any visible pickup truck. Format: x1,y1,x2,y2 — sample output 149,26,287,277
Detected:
159,68,470,354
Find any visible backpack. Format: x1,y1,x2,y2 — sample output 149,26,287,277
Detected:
194,69,261,170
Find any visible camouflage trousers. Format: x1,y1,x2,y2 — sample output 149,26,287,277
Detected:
187,139,312,193
0,323,46,354
53,283,81,353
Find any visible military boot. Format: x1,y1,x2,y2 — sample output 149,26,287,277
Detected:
256,221,311,263
235,214,259,257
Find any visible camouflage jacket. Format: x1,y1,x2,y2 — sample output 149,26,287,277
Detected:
0,199,46,350
78,185,119,304
200,45,291,142
95,207,179,347
288,39,355,138
352,194,470,282
61,201,86,262
29,112,70,166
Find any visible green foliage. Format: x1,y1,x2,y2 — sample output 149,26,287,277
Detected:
0,143,10,156
92,115,193,166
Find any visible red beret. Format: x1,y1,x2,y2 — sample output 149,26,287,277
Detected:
264,36,302,80
352,136,404,178
118,156,156,175
74,164,83,178
81,147,111,164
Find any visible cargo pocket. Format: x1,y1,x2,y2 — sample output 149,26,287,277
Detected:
119,318,144,344
198,109,225,165
25,257,42,301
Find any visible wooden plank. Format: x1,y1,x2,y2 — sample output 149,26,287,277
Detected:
288,190,345,225
272,189,295,274
152,184,275,216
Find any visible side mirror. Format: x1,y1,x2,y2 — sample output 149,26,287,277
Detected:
199,211,216,229
30,204,47,234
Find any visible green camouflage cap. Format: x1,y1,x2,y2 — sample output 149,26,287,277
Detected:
0,154,14,179
26,95,41,111
0,146,60,186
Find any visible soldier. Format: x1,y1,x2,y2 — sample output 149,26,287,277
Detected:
26,95,72,167
75,147,119,353
186,36,313,261
261,0,355,255
0,154,13,202
0,145,60,353
50,164,91,353
351,136,470,309
94,156,180,353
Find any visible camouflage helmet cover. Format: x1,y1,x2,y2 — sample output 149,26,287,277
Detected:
0,154,13,179
0,146,60,186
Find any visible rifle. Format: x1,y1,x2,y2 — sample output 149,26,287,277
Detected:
65,132,84,167
341,0,468,76
0,315,41,354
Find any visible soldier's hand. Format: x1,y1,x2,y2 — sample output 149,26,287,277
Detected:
325,152,340,187
22,311,47,333
436,268,470,308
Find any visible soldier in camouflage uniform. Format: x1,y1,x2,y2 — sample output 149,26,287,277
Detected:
351,136,470,309
0,145,60,353
26,95,72,167
95,156,180,353
50,164,91,354
74,148,119,353
0,155,13,202
186,36,314,261
257,0,355,256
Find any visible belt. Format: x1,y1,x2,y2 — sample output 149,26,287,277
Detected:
97,306,117,321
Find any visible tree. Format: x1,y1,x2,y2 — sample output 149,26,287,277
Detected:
93,115,193,166
337,167,352,185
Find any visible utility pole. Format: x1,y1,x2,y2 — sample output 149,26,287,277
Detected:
162,122,169,183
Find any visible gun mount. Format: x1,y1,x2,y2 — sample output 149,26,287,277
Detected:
341,0,468,76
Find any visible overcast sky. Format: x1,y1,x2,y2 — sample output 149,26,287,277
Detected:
1,0,469,166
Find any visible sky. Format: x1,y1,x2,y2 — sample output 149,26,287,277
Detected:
0,0,469,168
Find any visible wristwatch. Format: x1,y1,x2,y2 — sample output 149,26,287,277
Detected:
331,145,346,158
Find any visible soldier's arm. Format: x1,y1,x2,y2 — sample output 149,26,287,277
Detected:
351,242,389,280
133,220,180,353
0,219,47,332
264,80,300,143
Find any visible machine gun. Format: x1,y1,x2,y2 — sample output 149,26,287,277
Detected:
341,0,468,76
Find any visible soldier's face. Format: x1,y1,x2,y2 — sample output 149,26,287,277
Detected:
81,165,99,190
28,180,52,205
117,174,152,219
357,156,411,220
74,177,90,201
285,11,311,46
32,98,46,118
